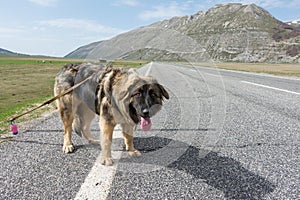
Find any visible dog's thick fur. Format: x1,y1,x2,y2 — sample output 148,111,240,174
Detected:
54,63,169,165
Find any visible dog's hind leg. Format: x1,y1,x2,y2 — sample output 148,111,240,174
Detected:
57,94,74,153
73,102,99,144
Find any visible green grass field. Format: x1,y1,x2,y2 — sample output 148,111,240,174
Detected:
0,56,146,136
0,56,82,135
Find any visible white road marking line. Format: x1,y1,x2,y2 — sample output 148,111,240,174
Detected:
242,81,300,95
145,61,153,76
204,72,221,77
75,129,123,200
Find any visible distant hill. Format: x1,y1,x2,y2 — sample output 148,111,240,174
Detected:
0,48,17,55
0,48,31,57
0,48,59,58
64,41,103,59
65,3,300,63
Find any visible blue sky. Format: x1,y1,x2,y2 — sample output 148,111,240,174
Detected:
1,0,300,57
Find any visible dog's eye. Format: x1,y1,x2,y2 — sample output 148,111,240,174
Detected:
149,90,157,97
134,92,142,97
150,93,157,97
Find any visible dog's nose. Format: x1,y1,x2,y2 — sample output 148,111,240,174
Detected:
142,108,149,116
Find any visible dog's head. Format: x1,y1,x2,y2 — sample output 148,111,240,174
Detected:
111,70,169,126
128,77,169,124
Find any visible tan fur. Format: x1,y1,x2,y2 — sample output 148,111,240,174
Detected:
99,117,115,165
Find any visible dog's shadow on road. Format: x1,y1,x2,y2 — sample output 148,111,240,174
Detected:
12,129,276,198
118,136,276,199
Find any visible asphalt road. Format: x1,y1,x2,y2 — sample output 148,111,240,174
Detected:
1,62,299,199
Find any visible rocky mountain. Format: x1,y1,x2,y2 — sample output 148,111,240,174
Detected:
65,3,300,63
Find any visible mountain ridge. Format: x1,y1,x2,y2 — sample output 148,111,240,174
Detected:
0,48,38,57
65,3,300,63
0,48,18,55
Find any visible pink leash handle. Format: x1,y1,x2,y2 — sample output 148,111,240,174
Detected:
11,122,19,135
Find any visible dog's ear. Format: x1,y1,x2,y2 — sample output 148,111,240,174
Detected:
157,84,169,100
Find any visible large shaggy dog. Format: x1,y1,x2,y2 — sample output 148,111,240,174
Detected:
54,63,169,165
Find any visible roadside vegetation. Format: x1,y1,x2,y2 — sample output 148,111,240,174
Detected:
189,62,300,77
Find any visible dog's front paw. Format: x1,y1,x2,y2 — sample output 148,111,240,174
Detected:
63,144,74,153
100,157,113,166
127,149,141,157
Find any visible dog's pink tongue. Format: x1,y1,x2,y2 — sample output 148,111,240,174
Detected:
140,117,152,131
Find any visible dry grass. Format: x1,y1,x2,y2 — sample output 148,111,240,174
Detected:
194,62,300,77
0,57,83,114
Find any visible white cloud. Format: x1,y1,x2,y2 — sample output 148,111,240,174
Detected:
28,0,58,7
6,18,129,56
38,18,126,35
207,0,300,8
0,27,23,34
263,0,300,7
229,0,284,8
139,2,187,21
114,0,139,6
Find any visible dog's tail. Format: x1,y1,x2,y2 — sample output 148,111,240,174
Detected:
72,117,100,145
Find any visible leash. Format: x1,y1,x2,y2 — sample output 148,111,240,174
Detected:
7,75,93,133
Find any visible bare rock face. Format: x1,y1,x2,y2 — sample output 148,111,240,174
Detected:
66,3,300,63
